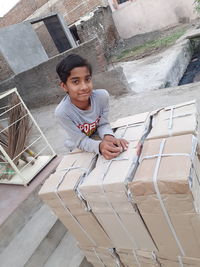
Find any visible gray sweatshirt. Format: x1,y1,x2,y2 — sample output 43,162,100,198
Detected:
55,89,114,154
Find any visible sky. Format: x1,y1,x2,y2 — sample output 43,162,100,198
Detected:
0,0,20,17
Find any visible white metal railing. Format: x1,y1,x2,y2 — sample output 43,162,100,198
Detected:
0,88,56,185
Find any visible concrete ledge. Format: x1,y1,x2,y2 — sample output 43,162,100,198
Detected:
24,220,67,267
0,205,57,267
43,232,84,267
93,66,131,96
109,81,200,122
115,39,193,93
0,156,61,253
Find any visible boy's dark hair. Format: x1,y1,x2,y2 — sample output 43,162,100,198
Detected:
56,54,92,83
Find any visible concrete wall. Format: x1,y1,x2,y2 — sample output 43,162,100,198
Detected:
0,22,48,75
0,38,129,108
110,0,198,39
32,22,59,58
0,52,14,81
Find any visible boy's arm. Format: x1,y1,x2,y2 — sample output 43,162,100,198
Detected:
96,90,129,154
97,90,114,139
56,113,101,154
56,113,122,158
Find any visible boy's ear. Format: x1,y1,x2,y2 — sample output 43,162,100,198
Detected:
60,82,68,93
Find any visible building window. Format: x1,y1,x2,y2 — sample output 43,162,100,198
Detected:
117,0,129,4
111,0,131,11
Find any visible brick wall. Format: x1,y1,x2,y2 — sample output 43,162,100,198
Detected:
64,0,105,24
0,0,48,27
77,6,119,59
0,0,108,27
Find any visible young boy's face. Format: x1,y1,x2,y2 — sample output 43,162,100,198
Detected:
61,66,93,107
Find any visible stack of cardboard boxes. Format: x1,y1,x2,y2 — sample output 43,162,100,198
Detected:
128,100,200,266
39,152,112,248
39,100,200,266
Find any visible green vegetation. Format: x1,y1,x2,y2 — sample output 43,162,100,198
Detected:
195,0,200,13
112,28,187,62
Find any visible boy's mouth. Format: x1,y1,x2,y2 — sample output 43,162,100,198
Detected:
79,92,91,96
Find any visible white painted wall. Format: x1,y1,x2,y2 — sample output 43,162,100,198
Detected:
109,0,198,39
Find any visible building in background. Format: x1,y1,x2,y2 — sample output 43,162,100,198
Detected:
0,0,198,82
107,0,198,38
0,0,119,81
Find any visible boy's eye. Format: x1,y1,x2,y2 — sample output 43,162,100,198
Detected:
86,76,92,82
72,80,79,85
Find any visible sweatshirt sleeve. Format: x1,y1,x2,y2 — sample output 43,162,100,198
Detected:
55,112,101,154
97,90,114,139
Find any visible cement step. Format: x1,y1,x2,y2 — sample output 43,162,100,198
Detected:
0,204,57,267
43,231,84,267
24,220,67,267
0,189,43,254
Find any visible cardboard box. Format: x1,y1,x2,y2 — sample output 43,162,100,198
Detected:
116,249,158,267
117,249,200,267
147,100,199,140
39,152,112,248
129,134,200,259
79,246,121,267
111,111,150,130
111,111,152,145
79,121,157,250
160,256,200,267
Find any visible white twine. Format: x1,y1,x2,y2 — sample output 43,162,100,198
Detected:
108,248,121,267
98,121,142,267
151,139,185,256
93,248,105,267
54,165,97,246
75,154,97,211
100,156,140,261
178,256,184,267
164,100,195,111
166,103,194,136
151,251,161,267
132,248,141,267
140,152,191,163
168,106,174,132
139,136,199,258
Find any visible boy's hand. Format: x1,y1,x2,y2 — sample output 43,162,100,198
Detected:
99,140,121,160
104,135,129,152
99,135,129,160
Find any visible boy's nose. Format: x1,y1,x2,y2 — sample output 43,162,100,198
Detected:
80,82,88,90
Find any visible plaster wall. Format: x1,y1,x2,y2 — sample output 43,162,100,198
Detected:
111,0,198,38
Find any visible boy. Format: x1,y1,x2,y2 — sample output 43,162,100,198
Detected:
55,54,129,160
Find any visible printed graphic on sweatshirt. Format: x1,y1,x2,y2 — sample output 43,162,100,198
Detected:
77,116,100,136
